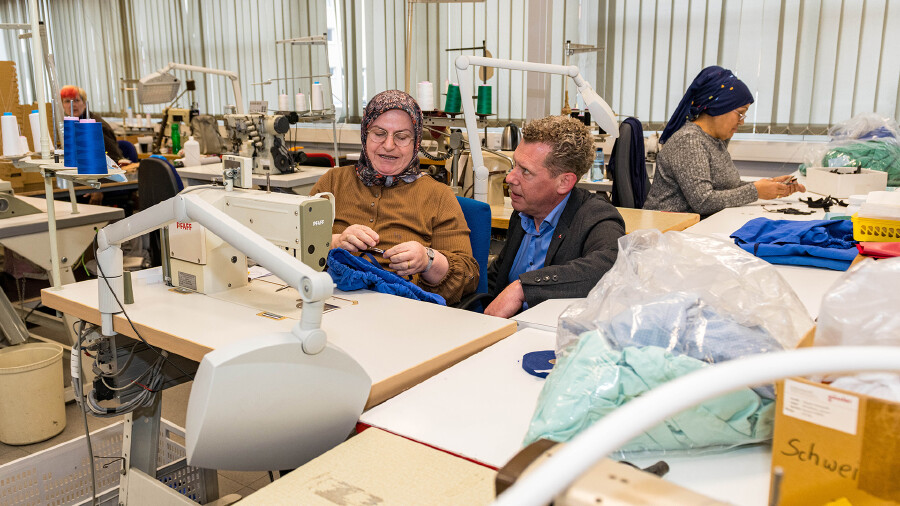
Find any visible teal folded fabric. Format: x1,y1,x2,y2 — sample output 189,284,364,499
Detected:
524,331,773,454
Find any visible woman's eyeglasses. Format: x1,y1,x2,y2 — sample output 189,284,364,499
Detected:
736,111,747,121
367,128,414,147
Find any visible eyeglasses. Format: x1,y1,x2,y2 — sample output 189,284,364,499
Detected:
367,128,414,147
736,111,747,121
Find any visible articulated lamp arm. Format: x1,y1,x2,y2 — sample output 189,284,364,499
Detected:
95,193,333,354
156,62,246,114
454,55,618,202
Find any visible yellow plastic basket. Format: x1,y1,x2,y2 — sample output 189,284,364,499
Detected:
852,213,900,242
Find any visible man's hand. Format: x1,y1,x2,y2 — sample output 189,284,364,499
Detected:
484,280,526,318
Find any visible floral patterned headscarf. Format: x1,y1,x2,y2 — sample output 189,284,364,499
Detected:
357,90,424,187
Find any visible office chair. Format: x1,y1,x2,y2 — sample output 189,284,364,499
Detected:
454,196,492,312
609,118,650,209
303,153,336,168
117,139,139,163
138,156,184,266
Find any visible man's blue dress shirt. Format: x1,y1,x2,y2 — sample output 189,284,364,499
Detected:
509,194,571,308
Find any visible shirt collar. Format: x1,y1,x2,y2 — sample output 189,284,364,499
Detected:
520,193,571,235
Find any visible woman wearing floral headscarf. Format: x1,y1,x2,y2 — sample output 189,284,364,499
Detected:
310,90,478,305
644,66,804,217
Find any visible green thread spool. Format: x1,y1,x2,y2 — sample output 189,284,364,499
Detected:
445,84,462,114
476,85,492,116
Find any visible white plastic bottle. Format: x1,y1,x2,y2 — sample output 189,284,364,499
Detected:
183,136,201,167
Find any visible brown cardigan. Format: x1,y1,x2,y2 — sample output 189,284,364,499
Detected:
311,165,478,304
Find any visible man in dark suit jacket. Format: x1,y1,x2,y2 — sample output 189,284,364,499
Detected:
484,116,625,318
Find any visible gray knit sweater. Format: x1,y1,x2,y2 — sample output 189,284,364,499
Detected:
644,122,757,216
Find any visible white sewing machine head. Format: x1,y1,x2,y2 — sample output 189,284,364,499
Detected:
166,187,334,294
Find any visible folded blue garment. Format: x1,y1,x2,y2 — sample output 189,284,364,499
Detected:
730,218,858,271
326,248,446,305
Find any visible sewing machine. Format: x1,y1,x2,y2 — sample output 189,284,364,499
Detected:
0,181,41,219
166,186,334,294
223,113,301,175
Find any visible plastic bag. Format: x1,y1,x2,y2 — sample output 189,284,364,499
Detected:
815,256,900,347
556,230,812,354
524,230,812,457
799,113,900,187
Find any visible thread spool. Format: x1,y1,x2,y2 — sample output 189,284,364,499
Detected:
29,110,40,152
278,93,290,111
311,82,325,111
63,117,78,167
476,85,492,116
416,81,435,112
18,136,28,154
444,84,462,114
295,92,308,113
2,112,21,156
74,119,106,174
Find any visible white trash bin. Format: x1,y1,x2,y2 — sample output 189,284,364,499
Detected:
0,343,66,445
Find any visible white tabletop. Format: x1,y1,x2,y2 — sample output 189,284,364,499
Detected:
41,273,516,408
512,298,581,333
176,163,329,189
0,195,124,239
683,192,847,320
360,328,772,505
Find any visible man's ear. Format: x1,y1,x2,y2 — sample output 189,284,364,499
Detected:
557,172,577,194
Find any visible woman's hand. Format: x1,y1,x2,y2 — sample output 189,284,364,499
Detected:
333,225,379,252
754,176,806,200
384,241,429,276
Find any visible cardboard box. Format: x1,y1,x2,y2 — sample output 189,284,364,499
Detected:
806,166,889,199
771,376,900,505
0,161,25,193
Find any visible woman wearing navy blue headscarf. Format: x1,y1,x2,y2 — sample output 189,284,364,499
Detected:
644,66,804,216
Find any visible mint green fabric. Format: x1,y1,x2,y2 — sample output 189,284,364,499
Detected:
800,139,900,187
524,330,773,454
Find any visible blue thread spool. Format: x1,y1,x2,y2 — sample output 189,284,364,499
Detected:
74,119,106,174
63,117,78,168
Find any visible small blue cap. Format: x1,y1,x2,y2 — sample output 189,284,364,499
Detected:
32,110,38,113
2,112,11,116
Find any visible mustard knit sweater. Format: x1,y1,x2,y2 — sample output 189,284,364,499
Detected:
311,165,478,304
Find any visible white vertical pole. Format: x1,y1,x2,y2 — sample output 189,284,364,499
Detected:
29,0,50,160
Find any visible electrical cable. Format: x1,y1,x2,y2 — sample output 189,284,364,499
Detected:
92,235,195,383
74,320,99,506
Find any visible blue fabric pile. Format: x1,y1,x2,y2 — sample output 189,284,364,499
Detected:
731,218,858,271
326,248,446,305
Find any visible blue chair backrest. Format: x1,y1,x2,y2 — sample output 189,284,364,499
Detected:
456,196,491,295
117,139,139,163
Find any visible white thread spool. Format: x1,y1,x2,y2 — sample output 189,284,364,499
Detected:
295,92,308,113
19,136,28,154
311,82,325,111
1,113,21,156
28,110,40,151
278,93,290,111
417,81,435,111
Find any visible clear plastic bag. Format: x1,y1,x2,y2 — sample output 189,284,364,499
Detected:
556,230,812,354
799,113,900,186
524,230,813,457
815,256,900,348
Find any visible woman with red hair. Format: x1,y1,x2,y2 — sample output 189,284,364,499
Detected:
60,85,126,162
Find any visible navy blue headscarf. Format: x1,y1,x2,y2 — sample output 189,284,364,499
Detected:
660,66,754,144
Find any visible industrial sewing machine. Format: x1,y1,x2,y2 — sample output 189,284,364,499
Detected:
223,113,303,175
0,180,41,219
165,185,334,295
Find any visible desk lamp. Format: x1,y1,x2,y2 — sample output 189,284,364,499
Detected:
95,191,371,470
492,346,900,505
139,62,245,114
454,56,618,202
